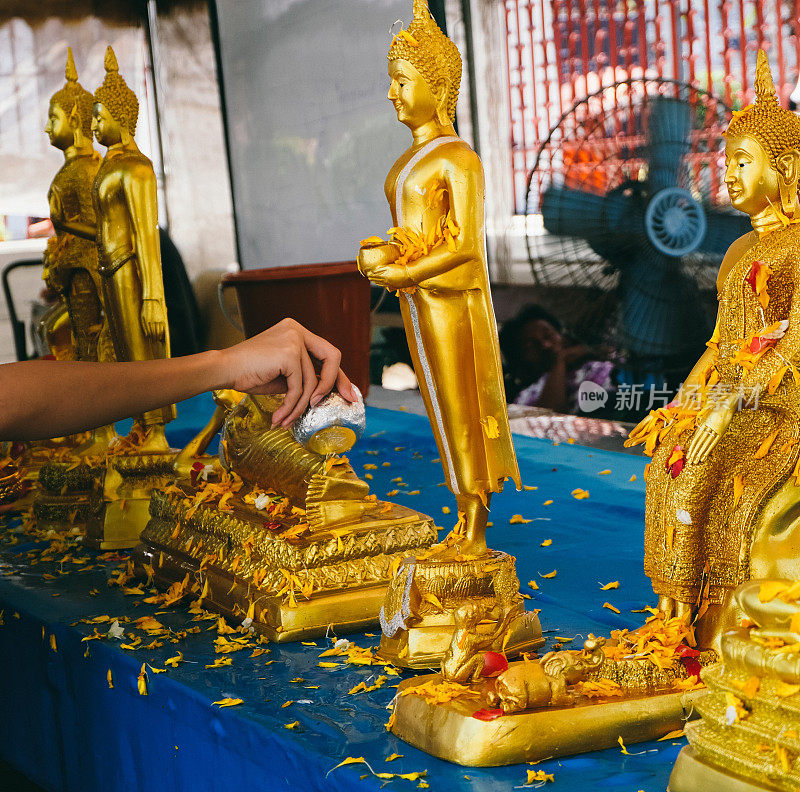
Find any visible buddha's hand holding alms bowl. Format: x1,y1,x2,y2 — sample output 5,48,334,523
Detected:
357,240,400,278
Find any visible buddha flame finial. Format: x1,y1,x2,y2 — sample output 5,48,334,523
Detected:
104,45,119,74
726,49,800,164
388,0,462,123
49,47,94,136
412,0,431,19
754,49,779,106
94,45,139,134
65,47,78,83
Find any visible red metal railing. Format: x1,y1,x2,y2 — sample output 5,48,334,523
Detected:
505,0,800,212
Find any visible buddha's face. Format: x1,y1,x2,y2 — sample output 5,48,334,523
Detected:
45,102,73,151
388,59,439,130
724,134,780,216
92,102,123,147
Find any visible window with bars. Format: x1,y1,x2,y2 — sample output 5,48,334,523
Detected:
503,0,800,213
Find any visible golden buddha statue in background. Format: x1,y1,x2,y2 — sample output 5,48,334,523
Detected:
358,0,538,669
60,46,174,453
44,49,115,453
44,48,104,361
91,46,175,451
628,50,800,647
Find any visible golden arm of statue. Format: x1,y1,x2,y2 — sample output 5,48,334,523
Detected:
51,216,97,241
361,150,483,291
174,390,244,477
173,404,226,478
122,162,166,341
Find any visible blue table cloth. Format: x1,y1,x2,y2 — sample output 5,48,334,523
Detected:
0,395,685,792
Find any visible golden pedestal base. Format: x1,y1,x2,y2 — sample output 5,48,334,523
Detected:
670,747,777,792
378,609,542,669
33,460,97,530
135,485,437,641
85,452,175,550
377,551,543,668
679,634,800,792
392,673,703,766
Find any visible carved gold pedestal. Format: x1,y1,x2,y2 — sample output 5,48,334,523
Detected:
673,629,800,792
391,672,703,766
33,461,97,529
85,453,176,550
378,552,543,669
135,485,437,641
670,747,778,792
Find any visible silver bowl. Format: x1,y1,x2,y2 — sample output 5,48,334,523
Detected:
292,386,365,455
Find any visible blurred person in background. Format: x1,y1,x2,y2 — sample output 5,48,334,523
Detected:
499,304,618,414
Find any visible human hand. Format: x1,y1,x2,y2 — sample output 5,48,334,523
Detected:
141,299,166,341
685,401,735,464
218,318,357,428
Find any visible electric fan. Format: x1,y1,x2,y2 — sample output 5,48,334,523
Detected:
525,78,750,385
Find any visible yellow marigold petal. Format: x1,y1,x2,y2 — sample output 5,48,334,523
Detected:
481,415,500,439
541,570,557,579
759,580,790,603
603,602,621,614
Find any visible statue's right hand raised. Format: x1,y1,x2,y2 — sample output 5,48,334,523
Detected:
685,401,735,464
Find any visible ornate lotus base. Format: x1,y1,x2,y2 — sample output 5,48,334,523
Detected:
85,453,176,550
134,486,438,641
377,551,544,669
677,631,800,792
391,672,703,766
33,460,97,530
670,746,777,792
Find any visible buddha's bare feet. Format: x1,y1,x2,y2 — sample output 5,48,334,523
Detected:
456,533,488,557
657,595,675,620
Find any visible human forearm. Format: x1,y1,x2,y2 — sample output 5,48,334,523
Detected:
0,319,356,441
0,352,226,440
535,357,568,412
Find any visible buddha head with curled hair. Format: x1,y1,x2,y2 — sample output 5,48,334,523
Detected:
387,0,462,129
724,50,800,221
46,48,95,150
92,46,140,147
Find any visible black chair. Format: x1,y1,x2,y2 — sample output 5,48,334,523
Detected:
1,259,44,361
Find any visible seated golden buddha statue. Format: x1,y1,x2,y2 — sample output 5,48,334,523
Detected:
357,0,539,668
627,50,800,648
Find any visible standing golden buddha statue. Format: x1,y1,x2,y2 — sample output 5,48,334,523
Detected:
358,0,539,668
44,48,104,362
627,50,800,648
44,49,116,455
90,46,175,451
49,46,176,548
